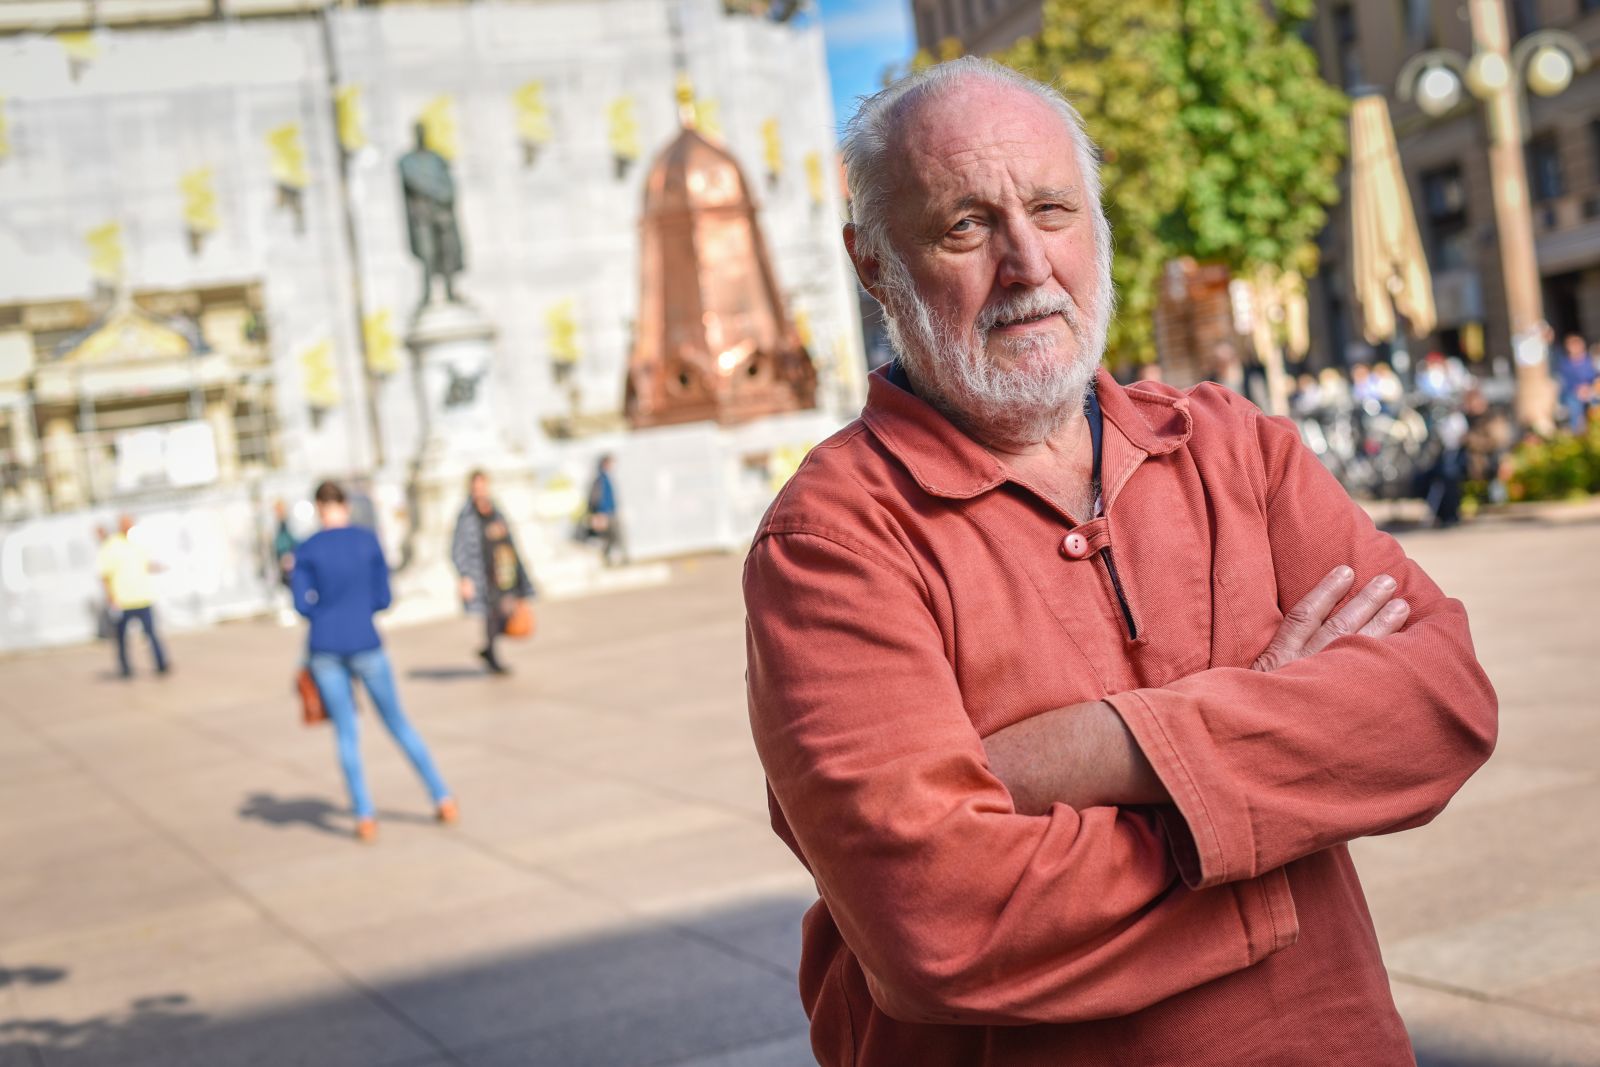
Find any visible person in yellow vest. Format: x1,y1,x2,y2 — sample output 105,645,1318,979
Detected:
96,514,169,678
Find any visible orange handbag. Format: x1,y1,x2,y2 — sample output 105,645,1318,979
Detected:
296,667,327,726
502,598,536,639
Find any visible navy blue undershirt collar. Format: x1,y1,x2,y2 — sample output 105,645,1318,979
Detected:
885,359,1104,487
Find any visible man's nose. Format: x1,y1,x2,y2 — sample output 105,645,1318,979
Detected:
995,220,1051,289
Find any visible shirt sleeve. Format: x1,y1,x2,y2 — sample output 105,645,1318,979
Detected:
290,546,316,619
745,528,1297,1028
1105,408,1498,891
369,533,392,613
450,510,473,577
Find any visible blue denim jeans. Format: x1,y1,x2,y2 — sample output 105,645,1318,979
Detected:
308,646,449,819
115,606,168,676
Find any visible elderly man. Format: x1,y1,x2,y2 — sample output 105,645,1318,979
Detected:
743,58,1496,1066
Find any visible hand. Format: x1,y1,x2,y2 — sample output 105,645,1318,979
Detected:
458,577,475,602
1252,566,1409,673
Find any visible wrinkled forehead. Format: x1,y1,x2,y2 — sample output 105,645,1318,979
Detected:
883,81,1084,212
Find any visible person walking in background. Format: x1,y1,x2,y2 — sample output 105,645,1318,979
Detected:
293,480,456,843
96,514,169,679
451,469,534,675
1205,339,1245,395
271,498,300,626
272,499,298,586
1462,387,1513,506
585,454,626,567
1555,332,1596,433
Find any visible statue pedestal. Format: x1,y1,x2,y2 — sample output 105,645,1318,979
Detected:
408,300,508,469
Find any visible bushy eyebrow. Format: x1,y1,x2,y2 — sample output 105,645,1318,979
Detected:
1028,186,1082,206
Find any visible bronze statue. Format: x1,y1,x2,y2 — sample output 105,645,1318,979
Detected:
398,122,464,308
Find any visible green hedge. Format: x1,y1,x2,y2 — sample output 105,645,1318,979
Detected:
1506,423,1600,502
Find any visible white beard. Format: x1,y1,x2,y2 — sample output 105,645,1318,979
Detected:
877,250,1109,450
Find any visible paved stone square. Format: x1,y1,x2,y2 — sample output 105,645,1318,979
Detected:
0,510,1597,1066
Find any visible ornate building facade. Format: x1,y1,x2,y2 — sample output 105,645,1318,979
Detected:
0,0,864,649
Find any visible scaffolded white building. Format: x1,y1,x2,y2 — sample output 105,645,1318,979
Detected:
0,0,864,650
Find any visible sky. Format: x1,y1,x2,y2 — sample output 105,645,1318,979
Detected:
814,0,915,134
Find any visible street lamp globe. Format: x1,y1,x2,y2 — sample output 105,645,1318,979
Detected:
1527,45,1575,97
1465,51,1511,98
1415,65,1463,116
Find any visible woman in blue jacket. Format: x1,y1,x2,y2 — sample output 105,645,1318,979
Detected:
293,480,455,842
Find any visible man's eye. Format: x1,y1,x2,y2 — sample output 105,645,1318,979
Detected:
948,219,977,235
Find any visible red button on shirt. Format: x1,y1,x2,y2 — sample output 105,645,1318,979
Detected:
1061,532,1089,559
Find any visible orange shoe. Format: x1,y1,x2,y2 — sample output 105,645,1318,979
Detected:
355,817,378,843
435,798,459,825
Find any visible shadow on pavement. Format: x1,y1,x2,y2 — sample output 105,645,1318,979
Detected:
0,965,67,989
406,666,490,682
1,993,208,1065
236,792,434,837
1414,1047,1588,1067
2,909,1590,1067
0,897,812,1067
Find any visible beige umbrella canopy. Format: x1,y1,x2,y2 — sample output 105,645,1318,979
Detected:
1350,94,1436,344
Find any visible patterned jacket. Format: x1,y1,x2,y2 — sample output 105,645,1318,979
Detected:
450,500,533,613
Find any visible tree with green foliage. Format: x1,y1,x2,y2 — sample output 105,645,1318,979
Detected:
1167,0,1346,277
996,0,1346,363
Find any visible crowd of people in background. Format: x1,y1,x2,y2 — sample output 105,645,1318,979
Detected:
1175,324,1600,526
1283,353,1510,526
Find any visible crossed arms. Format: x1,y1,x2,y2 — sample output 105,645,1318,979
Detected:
987,563,1416,817
744,411,1497,1027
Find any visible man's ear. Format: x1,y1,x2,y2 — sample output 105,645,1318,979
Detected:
843,224,885,305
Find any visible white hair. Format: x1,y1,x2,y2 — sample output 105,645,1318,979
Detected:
841,56,1112,273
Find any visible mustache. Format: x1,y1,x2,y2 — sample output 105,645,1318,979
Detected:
976,290,1080,333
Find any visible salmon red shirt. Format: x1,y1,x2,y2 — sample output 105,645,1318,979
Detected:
743,367,1497,1066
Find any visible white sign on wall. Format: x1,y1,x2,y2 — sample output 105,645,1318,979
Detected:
114,420,219,492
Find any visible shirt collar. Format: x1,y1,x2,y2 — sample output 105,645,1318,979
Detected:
863,362,1193,502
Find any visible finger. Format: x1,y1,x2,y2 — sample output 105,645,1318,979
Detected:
1306,574,1397,654
1356,598,1409,638
1254,566,1355,670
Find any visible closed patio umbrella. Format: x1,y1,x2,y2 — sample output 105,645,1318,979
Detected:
1349,94,1436,344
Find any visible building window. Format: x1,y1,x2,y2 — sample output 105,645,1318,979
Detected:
915,1,935,47
1402,0,1432,46
1421,164,1471,271
1510,0,1537,37
1526,134,1564,203
1333,5,1364,90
